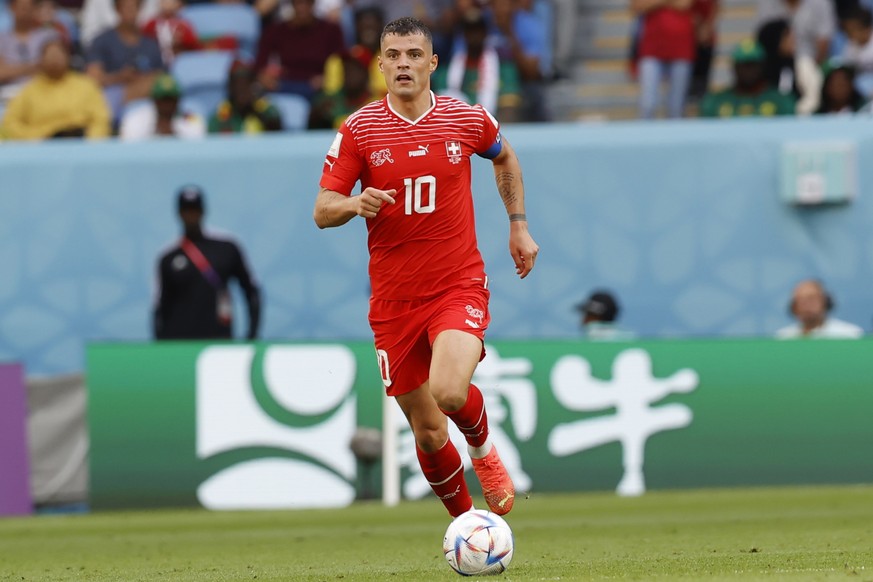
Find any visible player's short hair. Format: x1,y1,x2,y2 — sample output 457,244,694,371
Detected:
380,17,433,49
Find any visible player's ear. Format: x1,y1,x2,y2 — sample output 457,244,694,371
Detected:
430,54,438,73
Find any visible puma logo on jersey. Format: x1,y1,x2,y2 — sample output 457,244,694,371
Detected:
324,158,335,171
408,144,430,158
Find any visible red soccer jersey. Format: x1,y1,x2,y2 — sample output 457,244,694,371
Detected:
320,94,502,300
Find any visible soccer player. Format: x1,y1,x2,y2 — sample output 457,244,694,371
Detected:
313,17,539,518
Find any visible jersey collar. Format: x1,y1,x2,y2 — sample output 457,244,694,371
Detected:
385,91,437,125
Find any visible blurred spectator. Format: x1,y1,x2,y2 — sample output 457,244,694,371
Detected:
141,0,199,65
631,0,695,119
551,0,577,79
757,0,836,112
489,0,550,121
432,8,522,121
154,185,262,341
352,0,451,25
36,0,73,48
757,0,836,65
0,0,60,103
840,6,873,96
841,6,873,69
816,63,867,113
253,0,345,30
309,49,378,129
776,279,863,338
209,60,282,134
119,73,205,140
1,39,110,139
575,290,636,341
80,0,158,49
86,0,164,121
323,7,387,98
689,0,719,101
699,40,796,117
757,18,798,95
254,0,345,101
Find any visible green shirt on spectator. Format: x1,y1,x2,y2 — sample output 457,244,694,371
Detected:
700,88,796,118
431,60,522,108
208,98,282,134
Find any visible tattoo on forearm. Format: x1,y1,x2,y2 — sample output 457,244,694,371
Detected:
496,172,518,208
509,214,527,222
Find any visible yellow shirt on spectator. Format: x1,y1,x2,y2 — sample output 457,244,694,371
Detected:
2,72,111,140
323,53,387,98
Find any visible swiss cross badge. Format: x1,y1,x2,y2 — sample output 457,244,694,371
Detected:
445,141,462,164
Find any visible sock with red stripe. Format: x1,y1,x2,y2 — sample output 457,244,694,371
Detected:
443,384,490,451
417,440,473,517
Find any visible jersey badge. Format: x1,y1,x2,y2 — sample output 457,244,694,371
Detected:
327,132,343,157
370,148,394,167
445,141,462,164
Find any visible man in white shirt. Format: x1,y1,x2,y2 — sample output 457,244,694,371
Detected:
119,73,205,141
841,7,873,71
776,279,864,339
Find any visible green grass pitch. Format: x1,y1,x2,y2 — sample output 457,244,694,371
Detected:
1,485,871,581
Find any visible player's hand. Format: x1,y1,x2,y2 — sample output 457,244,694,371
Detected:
509,223,538,279
355,187,396,218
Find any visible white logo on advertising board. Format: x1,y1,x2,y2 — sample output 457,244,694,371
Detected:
195,345,357,510
548,348,699,496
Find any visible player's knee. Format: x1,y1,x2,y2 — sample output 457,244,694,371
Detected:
413,424,449,453
430,382,467,412
431,387,467,412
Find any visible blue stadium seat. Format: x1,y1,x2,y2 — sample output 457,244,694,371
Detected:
267,93,311,132
180,4,260,59
172,51,234,119
180,96,209,120
171,50,234,92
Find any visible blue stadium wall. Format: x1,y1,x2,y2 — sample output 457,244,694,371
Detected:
2,117,872,376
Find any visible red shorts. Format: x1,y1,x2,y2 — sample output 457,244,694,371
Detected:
369,282,490,397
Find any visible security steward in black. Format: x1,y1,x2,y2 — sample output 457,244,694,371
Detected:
153,185,261,340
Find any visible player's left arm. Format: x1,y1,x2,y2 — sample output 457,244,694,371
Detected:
490,136,539,279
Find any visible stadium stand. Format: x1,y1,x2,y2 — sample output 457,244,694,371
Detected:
267,92,311,132
170,49,234,118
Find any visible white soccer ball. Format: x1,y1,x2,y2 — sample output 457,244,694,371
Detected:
442,509,514,576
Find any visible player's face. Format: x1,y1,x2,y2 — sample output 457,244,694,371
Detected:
379,33,437,101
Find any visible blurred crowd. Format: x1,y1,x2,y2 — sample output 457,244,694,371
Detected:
631,0,873,118
0,0,562,141
2,0,871,141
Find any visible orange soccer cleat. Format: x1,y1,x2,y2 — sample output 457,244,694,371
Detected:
470,445,515,515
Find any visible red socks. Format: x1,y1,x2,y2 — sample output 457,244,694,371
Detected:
443,384,489,448
417,440,472,517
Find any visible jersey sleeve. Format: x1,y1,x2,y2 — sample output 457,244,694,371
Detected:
473,105,503,160
319,122,363,196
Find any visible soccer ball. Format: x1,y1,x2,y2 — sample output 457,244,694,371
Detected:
442,509,514,576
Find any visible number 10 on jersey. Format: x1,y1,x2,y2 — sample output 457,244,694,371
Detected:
404,175,436,215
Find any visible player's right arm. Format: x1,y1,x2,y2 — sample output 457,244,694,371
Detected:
313,187,397,229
